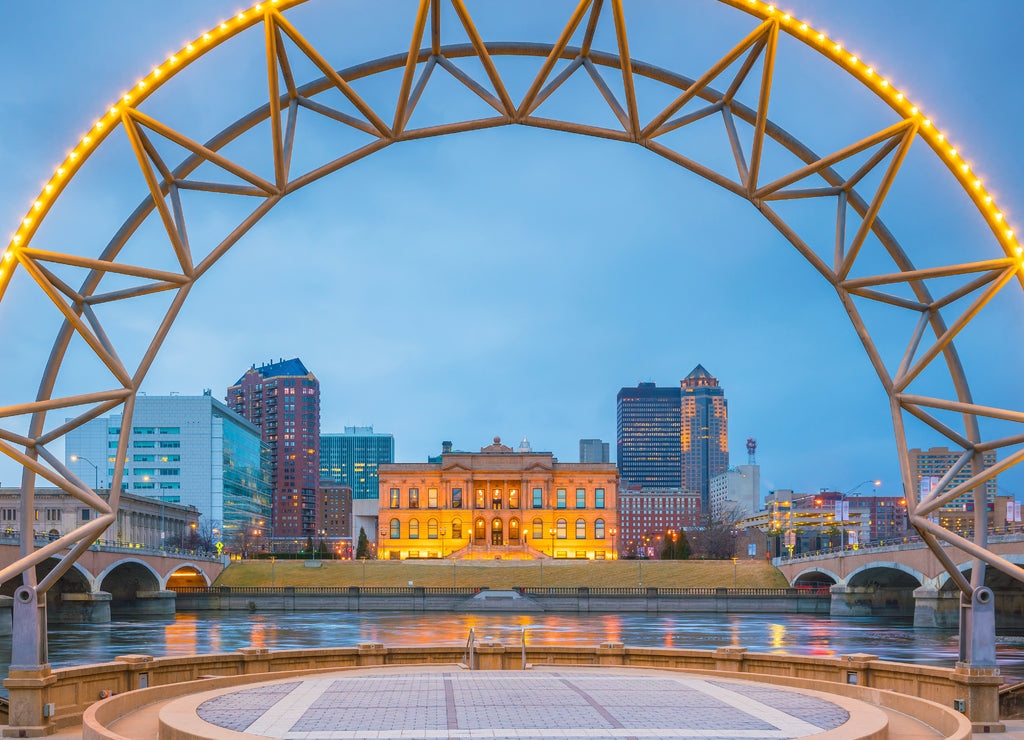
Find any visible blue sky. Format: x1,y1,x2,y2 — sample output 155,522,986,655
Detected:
1,1,1022,502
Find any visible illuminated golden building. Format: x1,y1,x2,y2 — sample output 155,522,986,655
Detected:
378,437,618,560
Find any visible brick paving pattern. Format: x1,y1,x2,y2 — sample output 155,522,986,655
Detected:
195,672,850,739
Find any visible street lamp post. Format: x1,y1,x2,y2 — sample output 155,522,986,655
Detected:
70,455,98,490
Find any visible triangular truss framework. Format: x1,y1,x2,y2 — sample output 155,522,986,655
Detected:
0,0,1021,621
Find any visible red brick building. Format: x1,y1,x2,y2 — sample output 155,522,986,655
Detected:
617,484,701,557
319,480,353,553
228,358,321,544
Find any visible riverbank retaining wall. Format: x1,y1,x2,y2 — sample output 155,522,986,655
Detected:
172,586,831,614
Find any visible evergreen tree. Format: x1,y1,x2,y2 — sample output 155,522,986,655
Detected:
356,527,370,559
304,535,314,557
660,531,674,560
675,530,691,560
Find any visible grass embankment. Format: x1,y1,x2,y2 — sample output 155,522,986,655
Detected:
214,559,788,589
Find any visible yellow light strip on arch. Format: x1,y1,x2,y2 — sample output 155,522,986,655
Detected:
3,0,1021,285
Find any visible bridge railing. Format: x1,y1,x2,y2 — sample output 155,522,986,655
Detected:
0,531,220,561
773,526,1024,564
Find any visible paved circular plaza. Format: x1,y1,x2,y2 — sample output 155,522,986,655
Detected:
158,667,877,740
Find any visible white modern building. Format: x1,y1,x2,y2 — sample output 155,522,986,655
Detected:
64,392,271,545
709,464,761,520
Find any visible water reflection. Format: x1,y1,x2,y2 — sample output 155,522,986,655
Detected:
4,611,1024,696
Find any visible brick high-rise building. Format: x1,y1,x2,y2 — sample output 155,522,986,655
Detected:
681,365,729,516
228,358,321,544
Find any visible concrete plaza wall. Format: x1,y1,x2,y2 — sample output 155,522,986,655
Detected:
0,643,991,738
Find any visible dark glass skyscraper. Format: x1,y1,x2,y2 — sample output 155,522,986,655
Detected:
681,365,729,514
616,367,730,515
616,383,682,488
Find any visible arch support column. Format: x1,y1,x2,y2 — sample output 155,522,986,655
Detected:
912,587,959,629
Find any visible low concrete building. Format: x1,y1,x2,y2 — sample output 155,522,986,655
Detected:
0,487,200,549
709,464,760,520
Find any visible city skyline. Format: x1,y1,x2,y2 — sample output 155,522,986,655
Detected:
0,1,1022,502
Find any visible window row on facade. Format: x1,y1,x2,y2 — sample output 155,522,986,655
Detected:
387,516,609,541
387,487,607,510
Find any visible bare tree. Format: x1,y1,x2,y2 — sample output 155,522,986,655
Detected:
691,511,743,560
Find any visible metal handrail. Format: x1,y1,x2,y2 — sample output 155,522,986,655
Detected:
463,627,475,669
521,627,527,670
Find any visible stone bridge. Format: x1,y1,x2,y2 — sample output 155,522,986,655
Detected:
774,533,1024,628
0,538,224,625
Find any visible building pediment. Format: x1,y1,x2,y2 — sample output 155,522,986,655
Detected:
524,462,552,472
442,462,473,472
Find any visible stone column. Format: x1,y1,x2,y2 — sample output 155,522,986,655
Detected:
596,641,625,666
913,587,959,629
474,641,505,670
839,653,878,687
238,647,271,675
2,667,55,738
357,641,386,666
951,664,1004,730
51,592,111,624
0,595,11,637
829,585,874,616
714,646,747,673
134,590,176,616
114,654,154,691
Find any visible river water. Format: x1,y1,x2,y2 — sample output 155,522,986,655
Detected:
2,610,1024,694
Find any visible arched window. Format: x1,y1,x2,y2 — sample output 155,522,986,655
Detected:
452,519,462,539
532,518,543,539
576,518,586,539
409,518,420,539
427,518,438,539
556,519,567,539
509,518,520,543
474,518,486,541
595,518,605,539
389,518,400,539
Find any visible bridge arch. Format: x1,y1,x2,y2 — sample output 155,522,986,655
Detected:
162,563,212,589
939,554,1024,593
96,558,162,604
791,567,840,588
1,557,94,598
845,561,924,590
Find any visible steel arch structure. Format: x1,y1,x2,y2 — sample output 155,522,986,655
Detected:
1,0,1023,665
